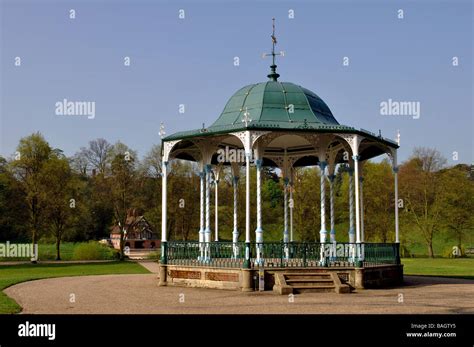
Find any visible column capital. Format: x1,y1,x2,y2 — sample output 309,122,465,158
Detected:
392,166,399,173
205,163,212,172
359,176,364,183
255,158,263,170
283,177,290,186
319,161,327,170
233,175,240,184
352,155,360,161
328,174,336,182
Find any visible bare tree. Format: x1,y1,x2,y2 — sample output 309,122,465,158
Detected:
411,147,447,173
70,149,90,175
82,138,112,175
141,144,162,178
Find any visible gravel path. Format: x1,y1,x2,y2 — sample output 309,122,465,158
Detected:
133,261,160,274
4,269,473,314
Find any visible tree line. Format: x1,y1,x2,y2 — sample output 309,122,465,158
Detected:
0,133,472,259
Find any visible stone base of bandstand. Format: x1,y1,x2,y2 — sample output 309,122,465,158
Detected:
158,264,404,293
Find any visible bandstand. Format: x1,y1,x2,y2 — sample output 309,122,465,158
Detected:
158,21,403,294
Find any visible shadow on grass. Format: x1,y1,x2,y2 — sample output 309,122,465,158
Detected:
403,274,474,288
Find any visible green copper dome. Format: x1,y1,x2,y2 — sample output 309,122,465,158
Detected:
210,81,339,129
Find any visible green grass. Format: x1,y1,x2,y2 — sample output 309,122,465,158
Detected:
400,224,474,257
0,261,150,314
402,258,474,279
0,242,120,262
37,242,77,260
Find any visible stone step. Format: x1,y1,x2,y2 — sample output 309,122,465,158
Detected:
284,274,331,280
286,278,333,283
284,273,331,276
288,282,335,287
293,285,336,293
274,271,351,295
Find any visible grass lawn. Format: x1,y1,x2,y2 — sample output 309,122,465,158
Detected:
402,258,474,279
0,242,120,262
0,261,150,314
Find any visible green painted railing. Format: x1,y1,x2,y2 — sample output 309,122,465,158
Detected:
167,241,247,268
363,243,399,266
164,241,400,268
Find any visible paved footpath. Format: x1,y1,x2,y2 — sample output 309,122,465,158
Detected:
4,263,474,314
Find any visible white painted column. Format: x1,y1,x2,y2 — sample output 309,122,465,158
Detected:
329,174,336,243
199,168,205,260
353,154,362,264
319,161,327,243
245,154,250,244
199,170,205,239
283,177,290,260
319,160,327,266
205,165,211,238
289,180,294,242
348,168,355,243
394,165,399,243
255,158,263,264
214,177,219,242
283,178,289,243
161,161,168,264
161,162,168,242
392,150,400,264
353,156,361,244
204,164,211,260
244,132,251,268
232,175,239,257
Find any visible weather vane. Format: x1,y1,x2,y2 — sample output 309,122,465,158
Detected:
262,18,285,81
159,122,166,138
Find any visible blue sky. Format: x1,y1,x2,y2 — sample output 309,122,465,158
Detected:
1,0,472,164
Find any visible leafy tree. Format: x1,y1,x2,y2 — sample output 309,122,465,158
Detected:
262,179,283,209
168,161,200,240
107,141,138,168
109,153,136,260
0,156,28,241
362,160,394,242
40,156,78,260
293,167,321,241
10,133,55,253
439,166,474,251
399,148,447,257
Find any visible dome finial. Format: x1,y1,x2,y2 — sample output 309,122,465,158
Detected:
263,17,284,81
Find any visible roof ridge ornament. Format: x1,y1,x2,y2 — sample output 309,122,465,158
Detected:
262,18,284,81
242,107,252,127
